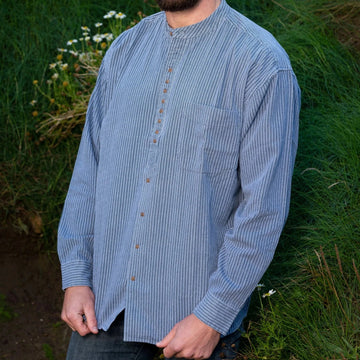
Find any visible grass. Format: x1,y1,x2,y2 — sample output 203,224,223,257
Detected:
1,0,359,359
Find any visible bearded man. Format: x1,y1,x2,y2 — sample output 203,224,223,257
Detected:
58,0,300,359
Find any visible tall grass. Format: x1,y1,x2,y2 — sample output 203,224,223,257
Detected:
0,0,159,244
1,0,359,358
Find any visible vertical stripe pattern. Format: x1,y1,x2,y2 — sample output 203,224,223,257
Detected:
58,0,301,344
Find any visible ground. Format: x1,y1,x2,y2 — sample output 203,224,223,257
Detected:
0,228,70,360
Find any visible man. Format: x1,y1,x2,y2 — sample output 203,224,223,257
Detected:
58,0,300,359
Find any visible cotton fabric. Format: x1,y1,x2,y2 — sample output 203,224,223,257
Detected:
58,0,300,344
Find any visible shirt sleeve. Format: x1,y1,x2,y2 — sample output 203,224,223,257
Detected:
57,60,108,290
193,69,301,334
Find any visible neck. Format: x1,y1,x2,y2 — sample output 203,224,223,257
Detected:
165,0,221,29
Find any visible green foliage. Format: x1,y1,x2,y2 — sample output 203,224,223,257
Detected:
42,343,55,360
1,0,359,359
0,294,17,322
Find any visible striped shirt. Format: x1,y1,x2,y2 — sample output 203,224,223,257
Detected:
58,0,300,344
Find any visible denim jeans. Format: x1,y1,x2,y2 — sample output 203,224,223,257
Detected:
66,312,242,360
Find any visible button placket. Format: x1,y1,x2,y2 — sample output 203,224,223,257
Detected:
129,37,180,287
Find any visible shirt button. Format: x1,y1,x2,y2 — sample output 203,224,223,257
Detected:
131,276,135,281
146,178,150,183
153,139,157,144
170,31,173,36
168,68,172,72
161,99,165,104
163,89,167,93
135,244,140,249
159,109,164,113
155,130,159,134
140,212,144,217
158,119,162,123
165,80,170,84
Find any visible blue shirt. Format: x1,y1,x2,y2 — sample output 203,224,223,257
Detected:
58,0,300,344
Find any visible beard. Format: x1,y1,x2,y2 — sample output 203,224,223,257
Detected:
155,0,201,12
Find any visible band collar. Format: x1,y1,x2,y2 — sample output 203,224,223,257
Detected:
163,0,228,39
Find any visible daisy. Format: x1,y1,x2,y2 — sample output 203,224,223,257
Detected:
66,39,78,46
115,12,126,20
262,289,276,298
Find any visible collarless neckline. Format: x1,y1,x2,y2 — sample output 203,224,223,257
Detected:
162,0,228,39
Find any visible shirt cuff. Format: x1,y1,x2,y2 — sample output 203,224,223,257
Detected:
61,260,93,290
192,292,240,335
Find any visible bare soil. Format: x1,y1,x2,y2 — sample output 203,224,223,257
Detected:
0,228,71,360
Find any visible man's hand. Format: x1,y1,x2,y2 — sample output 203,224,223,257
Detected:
61,286,98,336
156,314,220,359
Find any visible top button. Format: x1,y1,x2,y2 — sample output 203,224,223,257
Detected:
170,31,173,36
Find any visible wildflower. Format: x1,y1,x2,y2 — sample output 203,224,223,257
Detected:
46,80,53,85
52,73,59,80
56,54,63,61
30,100,37,106
50,98,55,104
115,12,126,20
57,48,67,52
79,37,84,41
262,289,276,298
105,33,114,41
63,81,69,87
101,42,107,49
85,36,91,42
83,32,89,36
95,22,103,28
79,53,87,61
93,34,102,43
33,80,38,85
69,50,79,57
60,63,69,71
256,284,265,289
32,110,39,117
81,26,90,32
95,50,103,55
67,39,78,46
104,10,116,19
49,63,57,69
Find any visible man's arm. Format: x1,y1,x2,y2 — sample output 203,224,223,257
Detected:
192,69,300,334
158,69,300,357
57,59,109,332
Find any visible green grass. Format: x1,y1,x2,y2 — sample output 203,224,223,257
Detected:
1,0,359,359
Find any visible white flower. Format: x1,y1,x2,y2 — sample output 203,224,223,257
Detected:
79,37,84,41
95,22,103,28
262,289,276,298
46,80,53,85
69,50,79,57
93,34,102,43
104,10,116,19
256,283,265,289
30,100,37,106
51,73,59,80
57,48,68,53
60,63,69,71
66,39,78,46
81,26,90,32
82,32,89,36
105,33,113,41
49,63,57,69
85,36,91,41
115,12,126,20
79,53,87,61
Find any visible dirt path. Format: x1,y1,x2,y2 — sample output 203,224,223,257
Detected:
0,228,71,360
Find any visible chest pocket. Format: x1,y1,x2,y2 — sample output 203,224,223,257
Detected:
177,104,240,174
